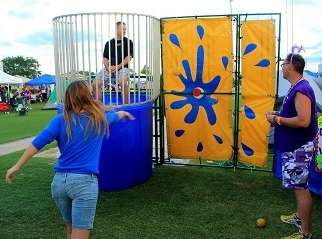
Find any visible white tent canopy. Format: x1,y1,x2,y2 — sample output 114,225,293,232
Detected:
14,75,30,84
0,70,23,84
278,70,322,111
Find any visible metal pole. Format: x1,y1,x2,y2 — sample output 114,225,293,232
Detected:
121,14,125,104
127,14,131,104
65,17,71,83
132,15,137,103
232,15,241,167
276,14,282,100
75,15,79,75
53,21,61,103
87,14,91,85
81,14,85,80
94,13,98,76
115,14,119,105
286,0,289,52
159,19,165,163
146,16,149,101
137,16,141,103
61,18,67,95
69,15,76,79
108,14,112,105
291,0,294,47
100,14,105,105
149,17,152,101
149,17,153,101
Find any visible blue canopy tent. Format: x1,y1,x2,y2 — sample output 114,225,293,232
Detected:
26,74,55,86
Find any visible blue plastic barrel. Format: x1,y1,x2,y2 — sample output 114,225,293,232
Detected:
104,92,148,105
98,101,153,191
56,97,153,192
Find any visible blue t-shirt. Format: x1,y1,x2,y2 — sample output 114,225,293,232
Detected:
32,111,120,174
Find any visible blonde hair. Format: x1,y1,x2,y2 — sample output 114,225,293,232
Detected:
64,80,108,141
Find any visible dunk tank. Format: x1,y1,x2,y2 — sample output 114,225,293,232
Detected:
52,12,322,195
52,13,161,191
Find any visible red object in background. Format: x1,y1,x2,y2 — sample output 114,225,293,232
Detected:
0,102,9,112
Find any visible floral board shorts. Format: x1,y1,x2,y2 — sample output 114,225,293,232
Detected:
281,141,315,189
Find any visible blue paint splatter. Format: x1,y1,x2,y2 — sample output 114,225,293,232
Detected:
197,25,204,40
214,135,223,144
169,34,181,48
243,43,257,55
255,59,270,67
244,105,256,120
241,143,254,156
197,142,203,152
170,44,219,125
175,129,185,137
222,56,228,70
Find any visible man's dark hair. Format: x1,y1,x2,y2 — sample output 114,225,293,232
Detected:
116,21,126,27
286,53,305,75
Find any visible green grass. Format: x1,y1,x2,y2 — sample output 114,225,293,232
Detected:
0,152,321,239
0,103,56,144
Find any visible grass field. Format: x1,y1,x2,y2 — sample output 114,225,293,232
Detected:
0,103,56,144
0,151,321,239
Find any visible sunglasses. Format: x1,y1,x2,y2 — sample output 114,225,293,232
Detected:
281,62,290,67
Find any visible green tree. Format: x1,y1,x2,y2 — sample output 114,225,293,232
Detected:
2,56,41,79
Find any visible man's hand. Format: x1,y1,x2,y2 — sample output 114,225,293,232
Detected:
266,111,279,116
105,65,117,74
265,112,276,124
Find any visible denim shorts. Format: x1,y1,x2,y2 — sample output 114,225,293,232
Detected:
281,141,314,189
51,172,99,229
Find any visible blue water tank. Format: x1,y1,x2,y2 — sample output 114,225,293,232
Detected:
56,97,153,192
104,92,148,105
98,101,153,191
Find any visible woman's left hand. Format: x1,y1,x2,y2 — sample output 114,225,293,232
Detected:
5,165,21,184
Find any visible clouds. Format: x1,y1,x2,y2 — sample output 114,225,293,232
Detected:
7,10,33,19
0,0,321,73
18,32,53,46
0,41,12,47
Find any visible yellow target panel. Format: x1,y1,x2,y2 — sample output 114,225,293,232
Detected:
162,17,234,160
239,20,276,167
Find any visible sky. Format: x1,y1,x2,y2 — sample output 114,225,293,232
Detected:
0,0,321,75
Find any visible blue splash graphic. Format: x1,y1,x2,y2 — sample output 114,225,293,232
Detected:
197,142,203,152
222,56,229,70
197,25,204,40
243,43,257,55
170,25,230,152
255,59,270,67
169,34,181,48
214,135,223,144
242,143,254,156
175,129,185,137
244,105,256,120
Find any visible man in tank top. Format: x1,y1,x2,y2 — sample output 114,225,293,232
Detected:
266,54,317,239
